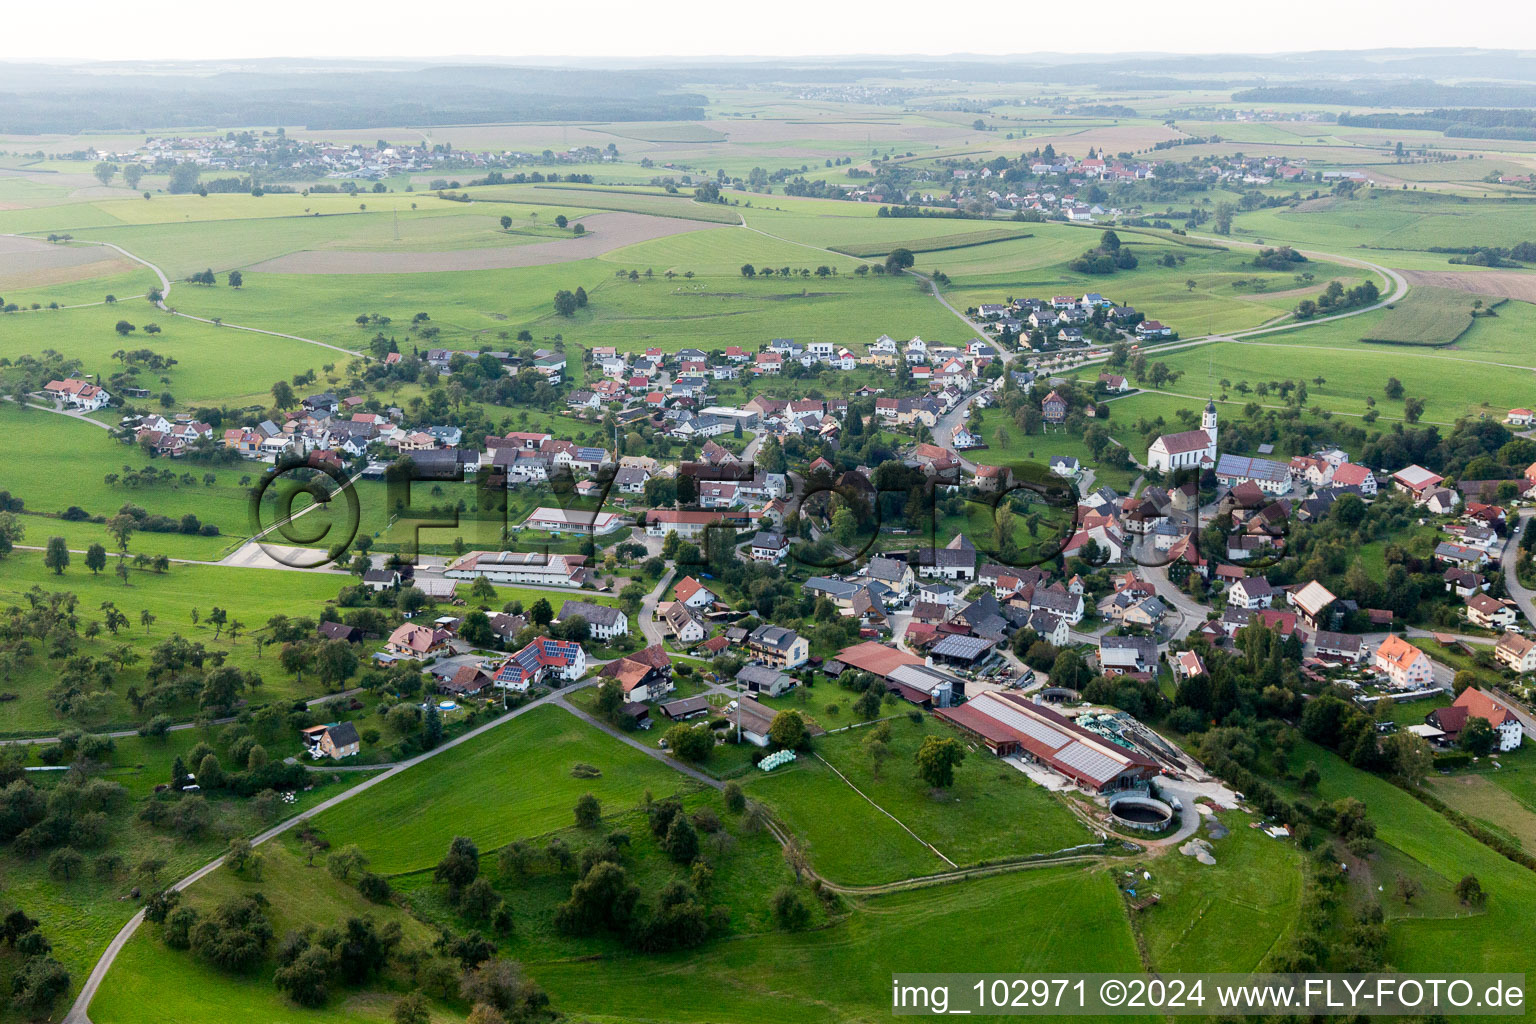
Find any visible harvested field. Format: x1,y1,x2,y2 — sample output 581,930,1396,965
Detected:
829,227,1029,258
1401,269,1536,303
244,210,712,274
0,235,134,288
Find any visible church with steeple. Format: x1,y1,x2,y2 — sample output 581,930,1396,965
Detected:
1146,399,1218,473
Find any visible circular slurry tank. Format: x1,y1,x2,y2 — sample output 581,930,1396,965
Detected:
1108,794,1175,832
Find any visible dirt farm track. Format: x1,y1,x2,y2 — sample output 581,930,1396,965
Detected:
244,210,715,274
1400,268,1536,303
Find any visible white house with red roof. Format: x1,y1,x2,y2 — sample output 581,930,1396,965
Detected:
673,576,716,610
44,379,110,410
1331,462,1377,495
1427,687,1524,751
1373,634,1434,689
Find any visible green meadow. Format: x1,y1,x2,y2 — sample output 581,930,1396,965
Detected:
744,714,1093,885
528,864,1148,1024
1232,191,1536,259
308,704,697,874
1288,743,1536,977
0,549,348,734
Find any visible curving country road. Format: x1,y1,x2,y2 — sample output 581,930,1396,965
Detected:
61,677,599,1024
48,219,1423,1023
5,233,360,358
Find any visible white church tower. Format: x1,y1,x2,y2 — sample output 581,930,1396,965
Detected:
1202,398,1218,451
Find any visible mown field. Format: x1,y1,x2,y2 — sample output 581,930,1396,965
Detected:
1232,191,1536,261
829,226,1029,258
308,704,696,873
1134,812,1302,972
165,257,963,356
744,714,1093,885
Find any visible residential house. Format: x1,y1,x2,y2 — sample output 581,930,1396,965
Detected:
385,623,452,659
749,531,788,563
1313,631,1365,663
673,576,717,610
1427,687,1524,751
1466,593,1519,630
494,638,587,692
1228,577,1275,610
1041,390,1067,425
736,663,795,698
1495,632,1536,674
299,722,361,760
555,600,628,642
660,602,707,646
747,624,809,669
1373,634,1434,689
362,569,401,592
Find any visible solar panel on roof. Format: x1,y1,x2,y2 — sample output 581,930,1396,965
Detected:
1054,742,1126,785
974,696,1070,750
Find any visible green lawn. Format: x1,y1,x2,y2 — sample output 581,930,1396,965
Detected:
1134,812,1303,972
528,864,1147,1024
1232,191,1536,259
744,714,1093,885
307,704,697,873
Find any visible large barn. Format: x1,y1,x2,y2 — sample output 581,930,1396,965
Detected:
936,691,1158,792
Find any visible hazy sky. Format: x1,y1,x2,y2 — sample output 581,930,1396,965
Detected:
17,0,1533,60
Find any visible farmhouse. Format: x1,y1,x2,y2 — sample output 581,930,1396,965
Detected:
493,637,587,692
836,640,924,681
885,663,961,708
1288,580,1336,631
1215,454,1292,495
1392,464,1444,500
44,378,111,410
554,600,628,641
936,691,1158,792
1098,635,1159,675
1427,687,1524,752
